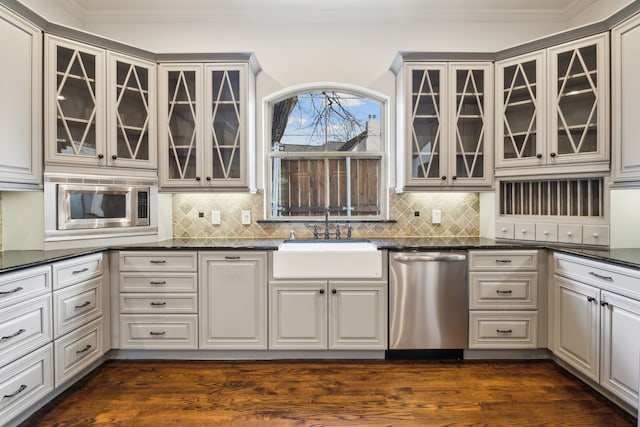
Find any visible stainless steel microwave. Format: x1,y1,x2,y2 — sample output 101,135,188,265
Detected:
57,184,150,230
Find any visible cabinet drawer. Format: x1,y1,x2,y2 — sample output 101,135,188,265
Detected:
54,317,104,387
119,272,197,293
119,315,197,349
0,344,53,426
469,311,538,349
53,278,103,338
514,222,535,240
119,251,197,272
120,293,197,314
554,253,640,299
495,221,515,239
469,250,538,271
558,224,583,244
0,266,51,309
535,223,558,242
469,272,538,309
582,225,609,246
53,253,103,290
0,294,52,369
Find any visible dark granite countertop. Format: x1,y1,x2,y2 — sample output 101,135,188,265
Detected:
2,237,640,274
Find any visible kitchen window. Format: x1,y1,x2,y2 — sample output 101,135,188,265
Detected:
266,86,386,219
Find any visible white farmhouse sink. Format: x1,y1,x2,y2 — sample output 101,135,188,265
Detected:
273,240,382,279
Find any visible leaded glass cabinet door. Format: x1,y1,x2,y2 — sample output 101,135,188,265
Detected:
45,36,105,166
495,51,546,170
107,52,157,170
449,63,493,186
404,63,448,187
548,33,609,166
158,64,203,187
204,64,247,188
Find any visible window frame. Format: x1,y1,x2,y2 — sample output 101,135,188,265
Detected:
263,83,389,221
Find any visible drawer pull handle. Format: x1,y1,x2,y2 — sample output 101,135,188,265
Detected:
496,290,513,295
225,256,241,260
76,344,92,355
589,272,613,282
0,286,23,296
0,328,26,342
496,329,513,334
3,384,27,399
150,260,167,264
75,301,91,309
587,296,596,303
495,260,512,264
149,331,166,336
150,281,167,285
601,301,610,308
150,302,167,306
72,267,89,275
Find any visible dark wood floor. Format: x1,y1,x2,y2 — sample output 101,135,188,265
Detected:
21,359,637,426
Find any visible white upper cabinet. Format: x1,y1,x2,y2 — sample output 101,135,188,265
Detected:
496,33,609,176
45,35,157,172
548,34,609,169
158,62,256,190
398,60,493,190
612,13,640,184
107,52,157,170
495,51,546,170
0,5,42,189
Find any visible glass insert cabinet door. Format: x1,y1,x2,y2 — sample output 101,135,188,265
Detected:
158,64,203,185
107,52,157,169
495,51,546,168
204,64,246,185
405,63,448,186
46,36,106,165
449,63,492,185
548,33,609,165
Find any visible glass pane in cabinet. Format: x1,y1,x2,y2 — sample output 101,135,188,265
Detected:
210,70,241,179
556,44,598,155
503,60,538,160
115,62,150,160
55,46,97,156
411,69,442,179
166,70,197,179
455,69,485,178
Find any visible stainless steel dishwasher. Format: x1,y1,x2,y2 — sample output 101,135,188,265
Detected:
389,251,468,353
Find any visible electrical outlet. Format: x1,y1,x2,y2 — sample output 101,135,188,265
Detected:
211,210,221,225
431,209,441,224
241,210,251,225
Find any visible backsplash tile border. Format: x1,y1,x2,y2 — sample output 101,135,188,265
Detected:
172,191,480,239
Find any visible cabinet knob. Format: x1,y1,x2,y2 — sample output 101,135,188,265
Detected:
550,152,557,158
521,229,527,234
543,230,549,235
195,176,201,181
331,289,337,294
567,232,573,236
452,176,457,180
501,228,507,232
112,155,117,160
536,153,542,159
592,233,599,238
97,154,104,159
441,176,447,180
319,289,325,294
600,301,609,307
587,296,596,303
206,176,212,181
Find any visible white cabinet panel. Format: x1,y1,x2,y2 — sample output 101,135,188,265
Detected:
119,314,198,349
54,317,104,387
0,265,51,310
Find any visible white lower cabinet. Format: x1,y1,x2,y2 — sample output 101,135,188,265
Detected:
468,250,540,349
52,253,107,387
0,344,53,426
198,252,267,350
269,280,387,350
117,251,198,350
553,253,640,409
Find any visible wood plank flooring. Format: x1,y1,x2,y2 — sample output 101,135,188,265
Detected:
22,359,637,426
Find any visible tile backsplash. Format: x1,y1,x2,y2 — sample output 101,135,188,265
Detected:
172,191,479,239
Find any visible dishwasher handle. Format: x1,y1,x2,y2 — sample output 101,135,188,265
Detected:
393,254,466,262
